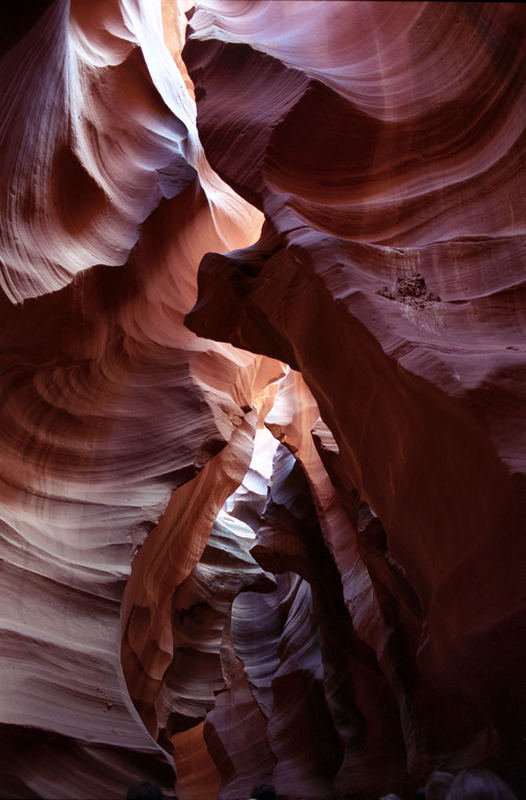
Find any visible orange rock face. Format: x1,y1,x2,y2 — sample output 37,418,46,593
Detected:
1,2,526,799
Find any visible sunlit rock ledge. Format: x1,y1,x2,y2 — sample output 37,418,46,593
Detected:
0,2,525,798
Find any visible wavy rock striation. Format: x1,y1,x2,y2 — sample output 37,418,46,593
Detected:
1,1,526,799
183,1,526,796
0,1,282,797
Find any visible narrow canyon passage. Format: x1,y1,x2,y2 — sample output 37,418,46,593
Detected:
0,2,525,799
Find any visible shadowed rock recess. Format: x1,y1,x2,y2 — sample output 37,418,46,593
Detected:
0,2,525,799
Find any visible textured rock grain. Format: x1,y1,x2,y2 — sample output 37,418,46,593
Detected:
1,1,526,799
184,1,526,795
0,1,279,797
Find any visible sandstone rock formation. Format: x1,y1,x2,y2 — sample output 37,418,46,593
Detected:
1,1,525,799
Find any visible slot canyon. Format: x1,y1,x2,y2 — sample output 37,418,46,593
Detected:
0,1,525,798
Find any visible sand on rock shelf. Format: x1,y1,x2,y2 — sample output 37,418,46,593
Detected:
0,2,525,799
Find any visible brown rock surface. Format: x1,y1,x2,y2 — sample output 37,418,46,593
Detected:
1,1,526,799
184,1,526,796
0,1,280,796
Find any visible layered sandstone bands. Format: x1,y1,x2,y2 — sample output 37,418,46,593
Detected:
0,1,280,797
184,1,526,796
0,1,525,799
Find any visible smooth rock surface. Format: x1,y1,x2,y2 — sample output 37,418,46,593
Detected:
1,1,526,799
184,1,526,796
0,1,280,796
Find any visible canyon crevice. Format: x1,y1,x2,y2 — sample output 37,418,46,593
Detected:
0,2,525,799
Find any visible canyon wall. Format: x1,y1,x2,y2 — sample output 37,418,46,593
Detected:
0,1,525,798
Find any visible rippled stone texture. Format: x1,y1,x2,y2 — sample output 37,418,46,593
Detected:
1,1,526,799
0,1,281,797
184,1,526,796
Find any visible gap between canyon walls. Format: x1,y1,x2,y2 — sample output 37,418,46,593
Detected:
113,6,417,796
120,359,421,800
0,1,525,799
0,0,285,798
180,2,526,798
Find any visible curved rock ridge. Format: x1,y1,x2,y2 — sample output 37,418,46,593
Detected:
185,2,526,244
0,0,287,797
0,0,259,302
183,1,526,795
120,409,278,742
2,1,526,799
164,427,280,799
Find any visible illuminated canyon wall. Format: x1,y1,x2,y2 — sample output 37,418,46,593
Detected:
0,2,525,798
